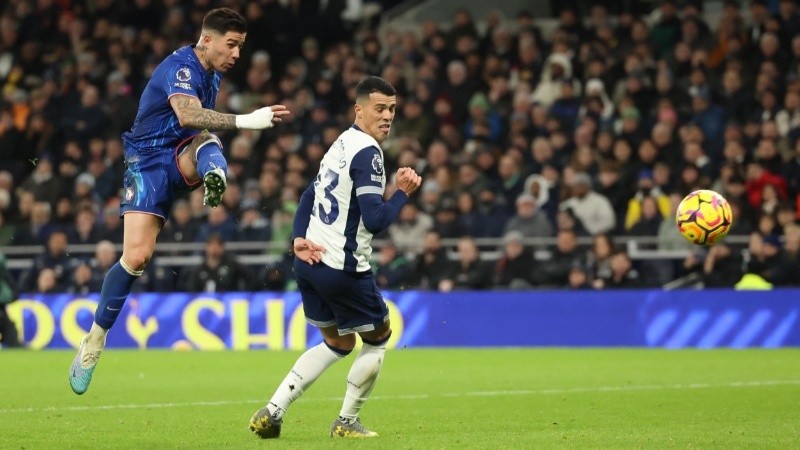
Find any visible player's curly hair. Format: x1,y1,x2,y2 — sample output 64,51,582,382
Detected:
202,8,247,34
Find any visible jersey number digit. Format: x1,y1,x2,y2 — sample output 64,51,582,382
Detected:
316,169,340,224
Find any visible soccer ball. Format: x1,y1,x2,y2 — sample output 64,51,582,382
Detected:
675,189,733,246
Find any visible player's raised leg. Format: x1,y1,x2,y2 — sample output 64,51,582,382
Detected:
69,212,161,394
250,325,354,439
330,323,391,438
178,130,228,207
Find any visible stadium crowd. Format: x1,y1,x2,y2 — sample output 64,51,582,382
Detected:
1,0,800,293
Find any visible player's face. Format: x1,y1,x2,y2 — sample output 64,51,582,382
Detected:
356,93,396,142
202,31,246,72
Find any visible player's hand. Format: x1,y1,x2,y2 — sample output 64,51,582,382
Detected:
235,105,290,129
266,105,290,124
395,167,422,196
293,237,325,265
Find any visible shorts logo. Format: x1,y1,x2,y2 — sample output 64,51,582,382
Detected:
176,67,192,82
371,154,384,175
125,187,134,202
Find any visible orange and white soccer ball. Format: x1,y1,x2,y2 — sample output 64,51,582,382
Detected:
675,189,733,246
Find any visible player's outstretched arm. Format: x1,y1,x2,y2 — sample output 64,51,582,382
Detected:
169,95,290,130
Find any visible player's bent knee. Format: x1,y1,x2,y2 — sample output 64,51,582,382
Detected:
120,252,152,272
359,324,392,346
323,334,356,352
184,130,222,159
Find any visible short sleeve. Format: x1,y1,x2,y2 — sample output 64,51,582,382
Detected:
350,145,385,197
165,64,201,99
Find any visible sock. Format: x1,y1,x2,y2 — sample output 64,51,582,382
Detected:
94,260,141,330
195,138,227,179
267,342,350,420
338,336,389,422
86,322,107,352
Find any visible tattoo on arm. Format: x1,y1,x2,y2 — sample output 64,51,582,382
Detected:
170,95,236,130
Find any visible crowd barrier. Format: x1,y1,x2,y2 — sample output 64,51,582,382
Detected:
5,290,799,349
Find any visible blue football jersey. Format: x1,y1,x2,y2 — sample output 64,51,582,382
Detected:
122,45,221,153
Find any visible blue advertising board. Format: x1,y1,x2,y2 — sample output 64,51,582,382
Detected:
5,290,799,349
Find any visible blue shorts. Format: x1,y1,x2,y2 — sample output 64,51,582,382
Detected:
294,259,389,335
120,137,201,220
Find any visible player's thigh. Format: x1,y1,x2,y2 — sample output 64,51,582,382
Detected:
332,274,390,335
295,262,336,328
121,150,176,220
121,212,163,270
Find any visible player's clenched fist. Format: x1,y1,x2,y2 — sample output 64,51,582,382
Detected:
235,105,290,129
395,167,422,196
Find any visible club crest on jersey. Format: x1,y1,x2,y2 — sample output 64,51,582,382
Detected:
176,67,192,82
371,154,384,175
125,187,134,202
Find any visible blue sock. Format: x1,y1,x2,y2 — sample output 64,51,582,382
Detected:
196,140,227,179
94,261,141,330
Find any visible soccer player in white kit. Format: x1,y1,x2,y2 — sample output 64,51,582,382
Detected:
250,76,422,439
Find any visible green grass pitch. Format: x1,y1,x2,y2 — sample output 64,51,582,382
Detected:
2,348,799,449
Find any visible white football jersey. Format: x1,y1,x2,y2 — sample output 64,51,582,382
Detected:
304,126,386,272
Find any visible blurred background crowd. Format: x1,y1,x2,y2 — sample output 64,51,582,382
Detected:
1,0,800,294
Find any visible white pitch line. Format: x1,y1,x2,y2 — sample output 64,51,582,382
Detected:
2,380,798,415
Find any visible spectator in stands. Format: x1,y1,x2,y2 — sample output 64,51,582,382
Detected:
594,250,642,289
375,242,413,290
745,233,799,286
567,263,593,290
388,203,432,254
474,185,509,237
12,201,55,246
439,237,493,291
624,170,671,232
534,229,583,287
559,172,616,235
494,231,534,289
504,194,553,239
20,156,63,209
627,196,664,239
585,233,616,282
162,200,198,245
695,243,743,288
90,241,117,292
181,234,252,293
99,205,124,243
195,205,237,243
237,200,272,242
69,205,102,245
69,262,94,295
36,268,59,294
20,230,71,292
412,231,451,291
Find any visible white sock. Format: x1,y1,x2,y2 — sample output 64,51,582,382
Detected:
86,322,108,352
267,343,347,420
338,340,387,421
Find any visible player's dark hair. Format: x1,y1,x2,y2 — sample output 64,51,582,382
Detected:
202,8,247,34
355,76,396,101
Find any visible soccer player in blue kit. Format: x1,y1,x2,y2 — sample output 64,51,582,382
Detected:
249,76,422,439
68,8,296,394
